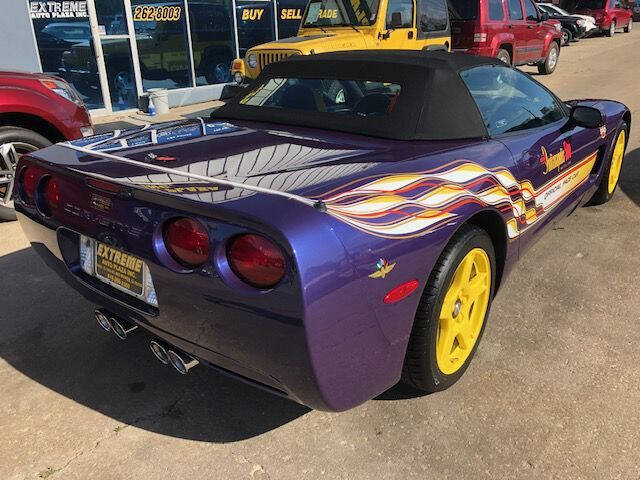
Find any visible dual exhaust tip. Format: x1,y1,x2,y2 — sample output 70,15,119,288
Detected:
94,308,198,374
95,308,137,340
149,340,199,374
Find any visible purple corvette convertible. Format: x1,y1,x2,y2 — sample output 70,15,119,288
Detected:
10,51,630,411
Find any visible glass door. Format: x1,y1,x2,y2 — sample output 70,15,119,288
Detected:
235,0,278,58
91,0,140,111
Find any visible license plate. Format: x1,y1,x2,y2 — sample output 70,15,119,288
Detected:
79,236,157,307
95,242,145,296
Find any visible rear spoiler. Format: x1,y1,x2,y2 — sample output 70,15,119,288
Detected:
60,143,327,211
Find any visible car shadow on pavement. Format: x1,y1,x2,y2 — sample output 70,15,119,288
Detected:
0,247,309,443
619,147,640,207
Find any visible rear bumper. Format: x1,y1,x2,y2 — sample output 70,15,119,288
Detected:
21,212,295,398
16,193,405,411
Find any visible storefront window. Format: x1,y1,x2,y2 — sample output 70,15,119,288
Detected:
30,0,105,109
101,39,138,110
277,0,306,39
96,0,129,35
187,0,235,85
131,0,193,90
236,0,276,58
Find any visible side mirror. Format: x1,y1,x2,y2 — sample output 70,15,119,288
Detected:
390,12,403,28
539,11,549,21
570,105,604,128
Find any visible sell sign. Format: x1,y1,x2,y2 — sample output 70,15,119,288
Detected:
30,1,88,19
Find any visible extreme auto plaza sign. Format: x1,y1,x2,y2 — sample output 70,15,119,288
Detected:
30,1,88,19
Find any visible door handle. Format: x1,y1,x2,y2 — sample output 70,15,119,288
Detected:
408,31,414,39
527,24,534,28
508,24,514,28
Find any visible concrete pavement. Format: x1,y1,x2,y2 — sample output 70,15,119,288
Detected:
1,30,640,480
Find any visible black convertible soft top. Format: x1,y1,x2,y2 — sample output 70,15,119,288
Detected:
212,51,503,141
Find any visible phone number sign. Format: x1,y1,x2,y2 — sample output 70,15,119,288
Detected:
30,1,88,19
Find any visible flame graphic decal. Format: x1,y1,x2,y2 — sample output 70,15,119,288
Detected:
320,154,597,240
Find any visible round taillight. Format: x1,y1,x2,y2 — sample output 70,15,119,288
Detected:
163,217,210,268
20,166,39,202
38,177,60,215
227,234,286,289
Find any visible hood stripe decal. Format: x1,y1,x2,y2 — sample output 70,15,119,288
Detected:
60,142,320,208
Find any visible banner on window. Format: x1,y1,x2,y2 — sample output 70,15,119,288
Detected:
30,1,89,19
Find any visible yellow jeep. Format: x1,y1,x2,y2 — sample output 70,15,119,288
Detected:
231,0,451,83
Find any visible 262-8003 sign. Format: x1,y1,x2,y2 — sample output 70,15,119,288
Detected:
133,5,182,21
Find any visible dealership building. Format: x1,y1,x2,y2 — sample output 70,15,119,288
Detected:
2,0,306,115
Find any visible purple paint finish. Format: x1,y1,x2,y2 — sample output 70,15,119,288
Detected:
15,99,630,411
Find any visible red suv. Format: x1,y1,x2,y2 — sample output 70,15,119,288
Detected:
574,0,633,37
450,0,563,74
0,71,93,221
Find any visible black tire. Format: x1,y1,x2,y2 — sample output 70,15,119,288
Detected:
561,28,573,46
402,224,496,392
586,121,629,206
537,42,560,75
607,20,616,37
0,127,52,222
496,48,511,66
624,18,632,33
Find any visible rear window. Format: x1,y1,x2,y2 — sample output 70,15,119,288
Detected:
448,0,478,19
239,78,402,117
576,0,606,8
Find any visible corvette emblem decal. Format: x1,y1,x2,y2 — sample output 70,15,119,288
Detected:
369,258,396,279
146,152,176,162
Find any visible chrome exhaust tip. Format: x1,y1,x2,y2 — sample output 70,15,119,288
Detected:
95,309,112,332
167,350,199,374
149,340,170,365
109,316,138,340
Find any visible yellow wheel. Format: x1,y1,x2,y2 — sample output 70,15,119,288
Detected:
436,248,491,375
607,129,625,194
588,122,628,205
402,225,495,392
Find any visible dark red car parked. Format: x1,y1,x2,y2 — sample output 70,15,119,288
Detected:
0,71,93,220
574,0,633,36
450,0,563,74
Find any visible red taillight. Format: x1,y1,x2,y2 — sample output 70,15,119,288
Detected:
20,167,39,201
40,176,60,215
383,279,419,304
227,234,286,289
163,217,211,268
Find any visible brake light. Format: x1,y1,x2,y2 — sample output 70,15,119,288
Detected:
87,178,122,194
20,166,40,202
163,217,211,268
227,234,286,289
39,176,60,216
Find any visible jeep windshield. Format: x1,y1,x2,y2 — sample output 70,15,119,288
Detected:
302,0,380,27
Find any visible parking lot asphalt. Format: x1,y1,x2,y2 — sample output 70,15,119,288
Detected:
2,30,640,480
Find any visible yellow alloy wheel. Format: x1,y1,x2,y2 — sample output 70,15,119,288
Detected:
608,129,626,194
436,248,491,375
